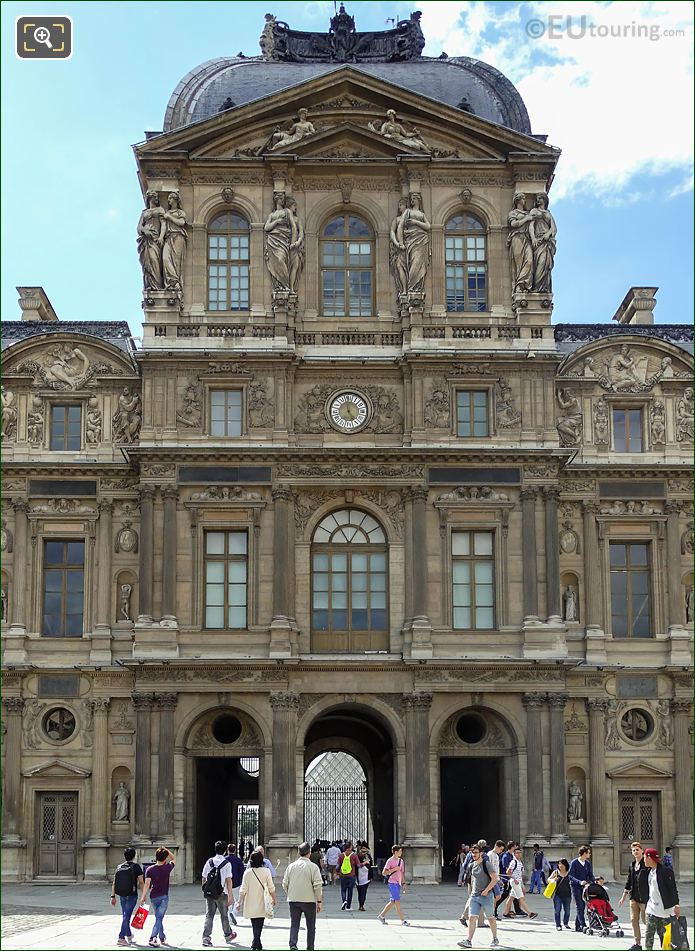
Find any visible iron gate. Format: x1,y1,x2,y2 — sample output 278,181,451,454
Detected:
304,783,368,843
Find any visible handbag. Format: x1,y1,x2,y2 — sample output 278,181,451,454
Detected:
543,880,556,899
670,915,690,951
252,869,274,919
663,923,673,950
130,904,149,930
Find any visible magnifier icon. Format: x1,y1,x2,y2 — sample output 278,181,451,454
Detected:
33,26,53,48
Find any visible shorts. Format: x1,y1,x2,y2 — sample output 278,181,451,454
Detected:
510,880,524,899
469,893,494,918
388,883,401,902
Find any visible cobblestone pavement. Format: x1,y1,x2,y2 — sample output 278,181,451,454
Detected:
1,883,693,950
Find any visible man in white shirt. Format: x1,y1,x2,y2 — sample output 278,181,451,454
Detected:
283,842,323,951
201,840,236,947
325,843,341,884
643,848,680,951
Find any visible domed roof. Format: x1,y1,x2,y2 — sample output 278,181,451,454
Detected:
163,55,532,136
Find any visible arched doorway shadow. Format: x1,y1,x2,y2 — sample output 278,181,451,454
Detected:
302,705,395,860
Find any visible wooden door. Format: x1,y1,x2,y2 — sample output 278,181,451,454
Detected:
37,792,77,877
619,791,658,873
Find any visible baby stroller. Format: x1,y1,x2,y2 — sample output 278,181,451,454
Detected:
583,883,625,938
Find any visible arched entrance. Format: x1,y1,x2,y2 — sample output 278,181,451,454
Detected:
303,706,395,855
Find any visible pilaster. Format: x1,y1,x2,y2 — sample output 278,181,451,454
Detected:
267,692,300,865
666,502,691,664
585,698,612,846
402,487,432,658
401,692,438,879
269,486,298,657
582,502,607,664
84,698,110,879
155,693,178,838
91,500,113,664
522,692,546,841
4,501,28,662
132,694,154,845
547,693,570,844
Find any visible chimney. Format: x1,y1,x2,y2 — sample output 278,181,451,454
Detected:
612,286,657,325
17,286,59,322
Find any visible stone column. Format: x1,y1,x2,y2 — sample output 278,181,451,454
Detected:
268,692,299,852
5,501,29,662
586,698,611,844
666,502,684,628
671,699,694,843
84,698,110,878
523,692,545,839
582,501,607,664
547,693,570,843
132,694,153,841
404,487,433,657
155,693,178,838
137,487,155,622
544,487,562,621
269,487,297,657
402,693,433,837
161,488,178,624
91,501,113,663
521,489,539,621
1,697,24,843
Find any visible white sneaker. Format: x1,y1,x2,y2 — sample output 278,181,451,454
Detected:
377,915,387,925
458,940,472,949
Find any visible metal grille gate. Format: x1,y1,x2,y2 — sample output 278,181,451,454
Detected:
304,783,368,844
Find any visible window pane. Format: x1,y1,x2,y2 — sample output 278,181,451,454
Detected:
206,563,225,584
453,607,471,629
228,532,247,555
630,544,648,566
228,606,246,628
452,533,470,556
66,542,84,565
475,607,494,629
206,606,224,628
228,562,246,583
474,532,492,555
610,544,626,566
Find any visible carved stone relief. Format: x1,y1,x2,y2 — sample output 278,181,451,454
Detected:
676,387,694,442
360,490,405,539
112,388,142,443
1,519,13,553
189,487,263,502
31,499,96,516
266,109,316,151
176,380,202,428
649,400,666,446
681,522,694,555
436,486,509,503
593,397,609,445
368,111,430,152
424,378,450,428
293,489,342,535
85,396,102,444
599,501,660,515
556,388,582,446
276,463,425,481
247,377,275,428
115,522,139,554
655,700,674,749
1,386,18,440
559,521,581,555
495,380,521,428
27,395,45,445
294,382,402,434
15,345,125,390
508,191,556,302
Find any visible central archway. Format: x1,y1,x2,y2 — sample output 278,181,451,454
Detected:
302,706,395,857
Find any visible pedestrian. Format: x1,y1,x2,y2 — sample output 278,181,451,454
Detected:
663,847,673,870
309,839,324,882
495,841,521,918
325,842,340,885
619,840,650,951
237,849,276,951
338,840,360,910
356,844,372,910
253,845,276,878
529,844,545,894
226,843,246,925
486,841,505,919
201,839,236,947
643,848,680,951
457,843,500,949
568,845,594,932
110,846,144,947
142,846,176,948
548,858,572,931
282,841,323,951
460,839,487,927
503,847,537,919
377,844,410,927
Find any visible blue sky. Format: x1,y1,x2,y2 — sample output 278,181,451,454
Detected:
2,0,692,337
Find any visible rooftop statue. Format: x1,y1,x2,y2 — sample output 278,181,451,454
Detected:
259,6,425,63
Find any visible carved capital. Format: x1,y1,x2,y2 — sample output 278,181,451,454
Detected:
671,698,693,715
90,697,111,714
546,692,569,709
665,500,683,516
162,486,179,502
97,500,114,516
139,486,156,504
11,499,29,515
272,485,294,504
520,487,537,503
153,692,178,710
407,486,429,505
585,697,611,714
402,691,433,711
543,486,561,502
522,691,545,709
269,691,300,711
131,693,155,710
2,696,25,714
582,501,600,515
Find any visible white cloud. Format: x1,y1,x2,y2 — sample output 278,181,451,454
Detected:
416,0,694,201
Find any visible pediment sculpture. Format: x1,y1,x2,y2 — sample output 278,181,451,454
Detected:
368,110,430,153
265,109,317,151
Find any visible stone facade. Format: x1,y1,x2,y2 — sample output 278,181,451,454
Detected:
1,9,693,885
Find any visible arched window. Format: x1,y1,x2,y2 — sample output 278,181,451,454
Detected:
311,509,387,651
320,214,374,317
445,213,487,312
207,212,250,311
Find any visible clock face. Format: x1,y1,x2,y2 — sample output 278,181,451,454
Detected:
329,392,369,432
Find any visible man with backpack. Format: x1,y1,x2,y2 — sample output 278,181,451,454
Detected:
457,843,500,949
225,843,245,924
337,840,360,910
110,847,145,946
201,840,237,947
529,844,545,894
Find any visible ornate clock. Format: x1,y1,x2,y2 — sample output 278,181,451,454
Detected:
328,391,369,432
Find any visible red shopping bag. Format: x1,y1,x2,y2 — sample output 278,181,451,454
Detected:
131,904,149,930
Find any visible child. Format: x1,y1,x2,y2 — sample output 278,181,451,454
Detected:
377,845,410,926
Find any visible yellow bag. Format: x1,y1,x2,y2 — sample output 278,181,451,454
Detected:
543,880,556,899
662,923,672,950
340,854,353,875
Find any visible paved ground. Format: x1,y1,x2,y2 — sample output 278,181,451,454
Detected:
1,882,693,950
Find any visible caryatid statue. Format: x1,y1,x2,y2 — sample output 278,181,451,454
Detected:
137,189,165,291
389,197,408,296
161,190,188,302
396,193,431,294
264,192,304,295
529,191,557,294
507,192,534,296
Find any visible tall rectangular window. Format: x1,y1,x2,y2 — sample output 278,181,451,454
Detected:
210,390,242,437
207,213,250,311
42,540,85,637
610,542,651,638
50,406,81,451
452,531,494,629
457,391,488,437
613,408,643,452
204,530,248,629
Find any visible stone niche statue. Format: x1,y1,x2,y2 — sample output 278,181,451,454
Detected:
119,583,133,622
113,780,130,821
556,388,583,447
563,585,579,622
567,779,583,822
264,192,305,295
137,189,165,291
686,586,694,624
368,110,430,153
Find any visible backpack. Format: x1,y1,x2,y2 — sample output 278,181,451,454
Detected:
114,862,136,897
202,856,230,899
340,853,353,875
464,855,491,888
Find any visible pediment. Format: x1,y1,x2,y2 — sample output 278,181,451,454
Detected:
606,759,673,779
22,759,92,778
137,68,555,168
559,336,693,392
1,334,137,389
